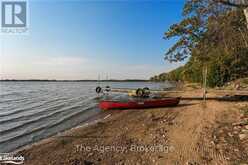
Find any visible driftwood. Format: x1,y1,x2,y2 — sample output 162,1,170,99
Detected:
218,95,248,101
181,95,248,101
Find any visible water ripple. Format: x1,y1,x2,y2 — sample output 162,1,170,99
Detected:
0,81,168,152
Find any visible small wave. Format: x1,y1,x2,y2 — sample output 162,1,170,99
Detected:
0,97,29,104
0,91,23,98
0,95,97,124
0,103,67,125
0,105,95,144
45,103,97,129
0,98,97,135
0,103,83,135
0,97,69,117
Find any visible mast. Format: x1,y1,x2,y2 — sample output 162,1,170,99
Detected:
203,66,208,101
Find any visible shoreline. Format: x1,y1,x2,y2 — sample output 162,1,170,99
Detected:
14,89,248,164
1,81,172,154
12,110,112,154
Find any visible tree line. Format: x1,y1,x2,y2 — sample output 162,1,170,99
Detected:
151,0,248,87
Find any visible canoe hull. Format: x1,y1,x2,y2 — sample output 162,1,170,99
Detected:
99,97,180,110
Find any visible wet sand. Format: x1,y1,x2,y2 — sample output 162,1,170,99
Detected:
15,89,248,164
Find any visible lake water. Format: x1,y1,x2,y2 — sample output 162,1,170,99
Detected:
0,81,172,152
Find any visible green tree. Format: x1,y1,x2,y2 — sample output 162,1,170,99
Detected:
152,0,248,87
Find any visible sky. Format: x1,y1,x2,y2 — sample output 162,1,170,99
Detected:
0,0,186,80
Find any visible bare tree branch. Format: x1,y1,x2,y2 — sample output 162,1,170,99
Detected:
214,0,248,8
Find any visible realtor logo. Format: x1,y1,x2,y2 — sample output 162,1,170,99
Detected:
2,1,26,27
0,153,24,164
1,0,29,34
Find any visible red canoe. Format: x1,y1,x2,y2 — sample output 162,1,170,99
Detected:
99,97,180,110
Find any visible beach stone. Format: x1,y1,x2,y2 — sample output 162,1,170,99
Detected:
84,160,94,165
233,131,239,134
228,132,233,137
186,161,199,165
239,134,247,140
87,152,94,157
210,141,215,145
245,125,248,130
148,113,154,119
234,126,241,130
213,135,217,140
233,122,244,126
216,144,221,149
158,155,163,159
241,129,248,134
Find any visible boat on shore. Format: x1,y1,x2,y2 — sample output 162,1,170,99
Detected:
99,97,180,110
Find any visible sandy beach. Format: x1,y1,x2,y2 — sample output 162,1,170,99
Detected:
15,89,248,165
2,0,248,164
